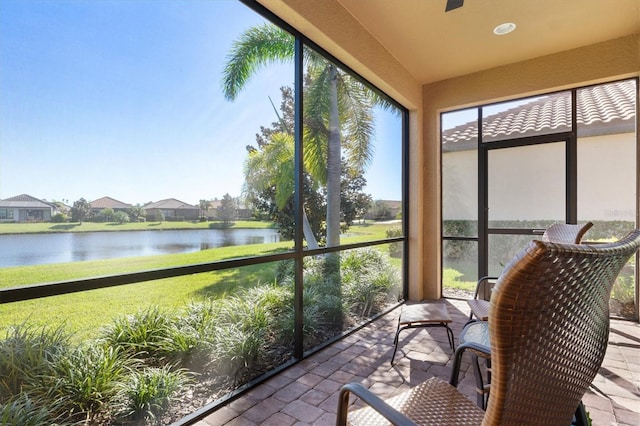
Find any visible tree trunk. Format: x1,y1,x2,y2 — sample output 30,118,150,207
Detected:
326,65,341,247
302,209,319,249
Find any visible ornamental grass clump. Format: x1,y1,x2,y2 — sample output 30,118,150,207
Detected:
206,284,294,382
99,307,177,366
0,323,69,400
0,393,56,426
115,365,191,423
340,248,400,318
39,345,131,423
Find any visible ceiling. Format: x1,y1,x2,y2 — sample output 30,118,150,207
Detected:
336,0,640,84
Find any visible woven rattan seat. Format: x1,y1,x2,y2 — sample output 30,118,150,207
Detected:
344,378,485,425
466,298,491,322
337,229,640,426
390,302,454,365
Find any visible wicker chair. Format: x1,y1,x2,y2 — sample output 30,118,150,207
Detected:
337,229,640,426
463,222,595,408
468,221,593,322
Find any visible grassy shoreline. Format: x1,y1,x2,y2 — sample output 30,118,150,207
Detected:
0,222,397,340
0,220,274,235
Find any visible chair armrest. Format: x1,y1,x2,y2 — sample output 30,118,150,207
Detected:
337,382,418,426
473,276,498,300
449,340,491,387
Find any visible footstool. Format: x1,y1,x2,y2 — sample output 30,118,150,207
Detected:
390,301,455,365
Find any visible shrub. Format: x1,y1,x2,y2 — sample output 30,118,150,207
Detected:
340,248,400,318
300,248,401,333
51,213,68,223
0,323,70,401
116,365,191,423
212,324,263,382
0,394,56,426
113,211,130,224
100,307,176,365
41,346,131,423
386,226,403,258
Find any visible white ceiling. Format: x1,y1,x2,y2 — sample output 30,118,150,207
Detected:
336,0,640,84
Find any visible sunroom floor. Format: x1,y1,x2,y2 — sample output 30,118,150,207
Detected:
195,299,640,426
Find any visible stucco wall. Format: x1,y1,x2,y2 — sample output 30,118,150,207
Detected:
444,133,636,222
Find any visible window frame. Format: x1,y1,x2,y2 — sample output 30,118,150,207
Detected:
0,1,409,421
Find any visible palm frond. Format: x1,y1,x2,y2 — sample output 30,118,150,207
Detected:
337,73,376,171
302,66,332,183
243,132,295,209
222,24,294,100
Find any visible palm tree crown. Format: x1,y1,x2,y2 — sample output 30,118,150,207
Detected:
222,23,377,247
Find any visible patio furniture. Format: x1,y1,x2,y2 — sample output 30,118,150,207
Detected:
455,320,492,408
468,221,593,322
463,222,595,408
337,229,640,426
390,301,454,365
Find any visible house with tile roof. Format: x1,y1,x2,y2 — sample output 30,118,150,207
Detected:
89,196,132,216
0,194,59,222
442,79,636,222
142,198,199,221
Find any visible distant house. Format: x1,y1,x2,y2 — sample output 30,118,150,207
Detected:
0,194,58,222
365,200,402,221
142,198,199,221
89,196,132,216
208,200,253,220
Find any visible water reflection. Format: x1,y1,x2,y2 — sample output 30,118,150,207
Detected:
0,229,280,267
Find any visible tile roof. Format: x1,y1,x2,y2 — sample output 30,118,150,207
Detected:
89,196,131,209
142,198,198,210
0,194,55,208
443,80,636,150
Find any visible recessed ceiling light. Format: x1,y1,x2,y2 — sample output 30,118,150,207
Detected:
493,22,516,35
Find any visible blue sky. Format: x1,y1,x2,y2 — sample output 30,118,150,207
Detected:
0,0,402,206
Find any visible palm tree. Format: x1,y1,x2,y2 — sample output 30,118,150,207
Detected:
222,23,377,247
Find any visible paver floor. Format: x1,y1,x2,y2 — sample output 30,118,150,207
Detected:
194,299,640,426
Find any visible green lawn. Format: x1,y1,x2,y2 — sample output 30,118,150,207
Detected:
0,222,397,341
0,220,274,234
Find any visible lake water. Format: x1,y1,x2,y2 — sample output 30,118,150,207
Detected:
0,229,280,267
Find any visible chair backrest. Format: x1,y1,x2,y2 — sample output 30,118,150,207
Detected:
541,221,593,244
476,223,593,302
483,229,640,425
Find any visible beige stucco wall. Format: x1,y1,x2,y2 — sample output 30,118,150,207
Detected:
443,134,636,222
257,1,639,301
578,133,637,222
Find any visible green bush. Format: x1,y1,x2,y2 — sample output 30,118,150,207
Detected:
0,394,56,426
40,346,131,423
386,226,403,258
0,323,69,401
99,307,177,365
116,365,191,423
340,248,400,318
114,211,130,224
51,213,68,223
0,249,403,424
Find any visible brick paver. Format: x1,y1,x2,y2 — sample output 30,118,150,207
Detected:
198,299,639,425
